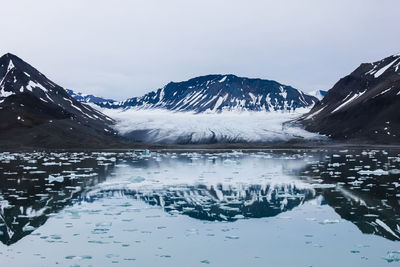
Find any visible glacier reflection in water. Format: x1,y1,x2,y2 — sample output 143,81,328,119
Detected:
0,149,400,266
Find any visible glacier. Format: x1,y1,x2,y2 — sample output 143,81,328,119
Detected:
100,107,325,144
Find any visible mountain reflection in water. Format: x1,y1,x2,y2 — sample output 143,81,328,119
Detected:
0,149,399,246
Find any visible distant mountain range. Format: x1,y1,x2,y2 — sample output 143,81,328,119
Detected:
68,75,319,112
301,53,400,143
65,89,115,104
0,53,122,148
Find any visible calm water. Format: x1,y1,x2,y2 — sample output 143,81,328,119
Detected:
0,149,400,266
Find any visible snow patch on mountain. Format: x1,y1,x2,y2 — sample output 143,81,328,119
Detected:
331,90,366,113
219,76,227,83
374,58,400,78
27,80,48,93
6,60,15,72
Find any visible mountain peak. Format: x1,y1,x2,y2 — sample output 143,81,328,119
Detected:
0,53,44,85
0,53,24,65
2,52,18,58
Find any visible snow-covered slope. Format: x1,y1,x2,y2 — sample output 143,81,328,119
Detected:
98,74,318,113
301,53,400,143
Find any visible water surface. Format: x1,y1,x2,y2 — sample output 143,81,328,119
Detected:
0,149,399,266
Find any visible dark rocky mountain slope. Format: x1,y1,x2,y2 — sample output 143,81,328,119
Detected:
0,53,122,148
300,53,400,143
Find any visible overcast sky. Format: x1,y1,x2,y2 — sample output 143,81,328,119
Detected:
1,0,399,100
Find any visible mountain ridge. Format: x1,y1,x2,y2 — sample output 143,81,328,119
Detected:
92,74,319,112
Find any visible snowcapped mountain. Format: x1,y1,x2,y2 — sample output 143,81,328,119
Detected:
89,74,322,144
98,74,318,112
308,89,327,101
301,53,400,143
0,53,121,148
65,89,115,104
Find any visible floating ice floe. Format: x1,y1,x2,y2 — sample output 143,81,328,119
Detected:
47,175,65,183
358,169,389,176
